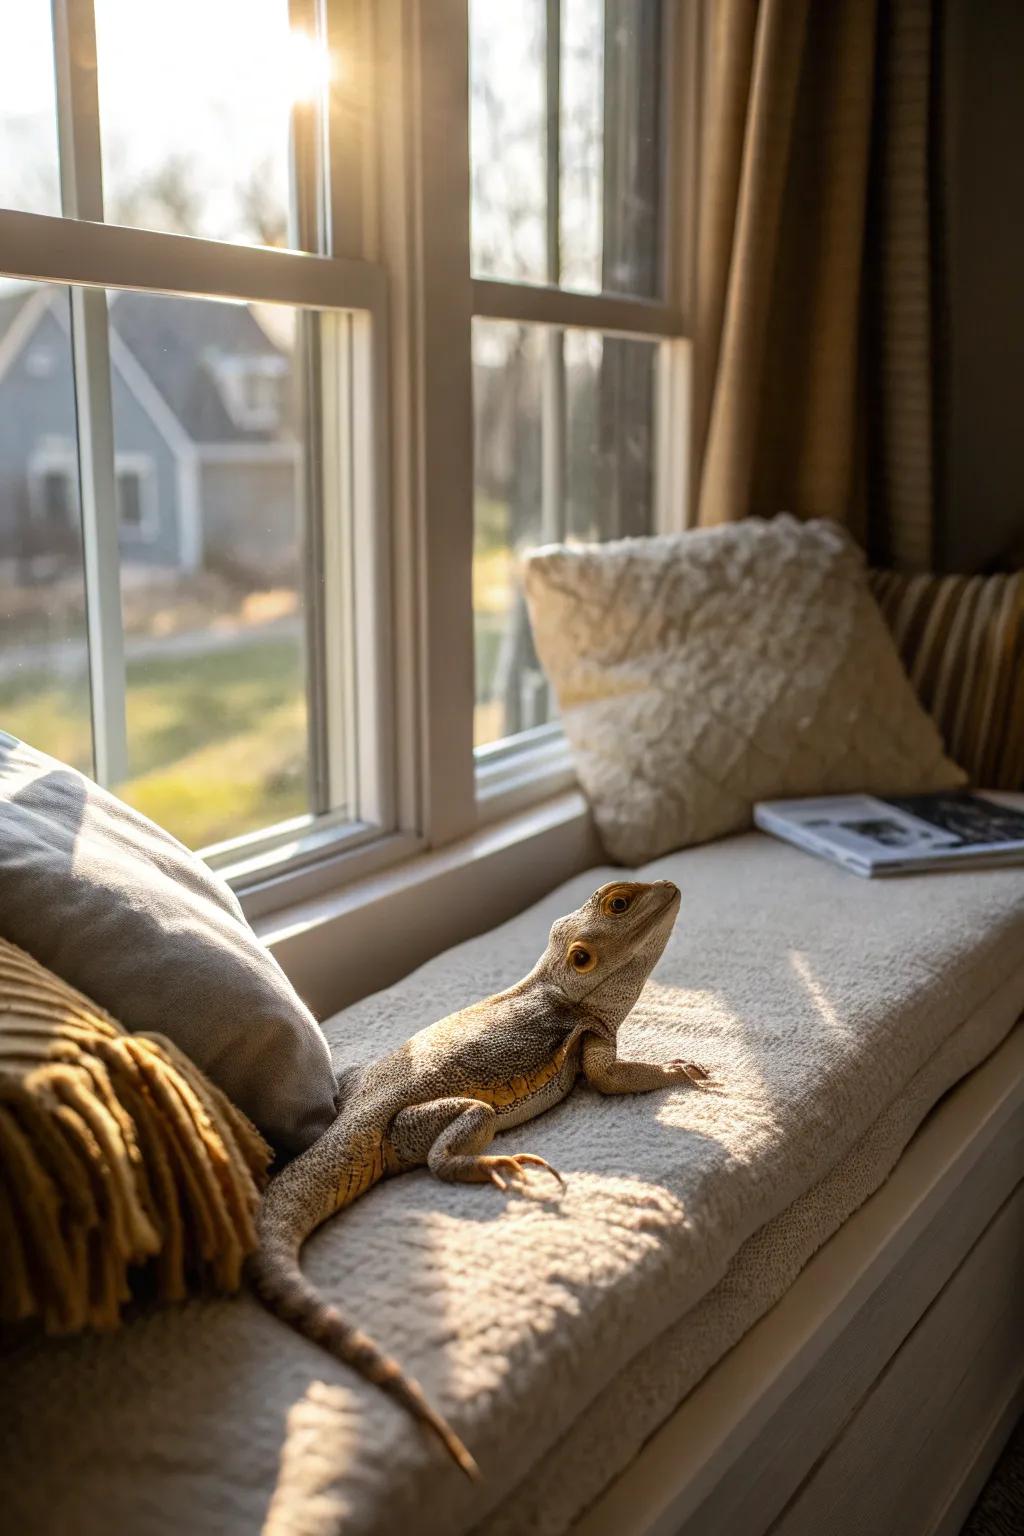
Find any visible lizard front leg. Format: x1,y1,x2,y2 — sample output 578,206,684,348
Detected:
388,1097,563,1194
582,1034,710,1095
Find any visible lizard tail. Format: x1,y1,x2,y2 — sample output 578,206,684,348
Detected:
248,1241,480,1481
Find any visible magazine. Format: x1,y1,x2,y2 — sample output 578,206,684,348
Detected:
753,792,1024,877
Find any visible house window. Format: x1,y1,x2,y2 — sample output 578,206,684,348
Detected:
116,468,143,530
209,352,289,432
113,457,157,542
27,445,79,534
239,364,284,425
0,0,692,907
40,466,77,528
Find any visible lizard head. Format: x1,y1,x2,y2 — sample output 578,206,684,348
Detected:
544,879,681,1029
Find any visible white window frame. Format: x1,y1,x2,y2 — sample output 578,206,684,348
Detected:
0,0,698,954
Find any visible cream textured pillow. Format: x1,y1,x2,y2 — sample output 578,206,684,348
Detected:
524,516,966,864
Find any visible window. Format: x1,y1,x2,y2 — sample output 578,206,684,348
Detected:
107,294,317,851
114,458,155,540
33,465,78,530
116,467,143,530
0,1,389,873
469,0,691,765
211,353,289,432
0,0,693,909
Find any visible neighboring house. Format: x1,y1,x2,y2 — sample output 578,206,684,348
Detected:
0,285,301,578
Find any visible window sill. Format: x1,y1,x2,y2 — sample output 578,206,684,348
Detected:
232,730,580,926
474,724,577,825
256,788,600,1021
232,821,423,924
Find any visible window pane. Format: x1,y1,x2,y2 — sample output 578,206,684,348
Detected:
473,318,658,749
0,281,92,771
561,0,664,296
470,0,664,297
106,291,324,852
473,321,546,747
565,329,658,539
559,0,603,291
94,0,325,248
0,7,61,215
469,0,548,285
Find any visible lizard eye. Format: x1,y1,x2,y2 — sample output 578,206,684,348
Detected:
602,891,632,916
568,944,597,972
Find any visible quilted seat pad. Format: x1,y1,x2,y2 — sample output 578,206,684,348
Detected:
4,830,1024,1536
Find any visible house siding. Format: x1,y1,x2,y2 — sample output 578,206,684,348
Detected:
199,457,301,582
0,305,80,563
108,371,182,567
0,302,183,566
1,289,299,579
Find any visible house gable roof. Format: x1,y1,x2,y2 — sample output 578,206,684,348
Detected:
0,284,294,447
109,292,294,445
0,287,51,386
0,288,35,342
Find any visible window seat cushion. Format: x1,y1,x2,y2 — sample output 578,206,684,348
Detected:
3,824,1024,1536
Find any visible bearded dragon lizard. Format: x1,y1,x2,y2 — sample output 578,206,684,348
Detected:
249,879,709,1479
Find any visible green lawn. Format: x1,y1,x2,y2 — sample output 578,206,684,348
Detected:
2,538,527,842
0,636,309,851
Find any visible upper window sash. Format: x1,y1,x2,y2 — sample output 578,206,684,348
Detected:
469,0,698,322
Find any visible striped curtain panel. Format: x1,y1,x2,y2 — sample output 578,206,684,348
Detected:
871,570,1024,788
692,0,939,572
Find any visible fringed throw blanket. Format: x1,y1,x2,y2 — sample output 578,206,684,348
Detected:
0,938,270,1334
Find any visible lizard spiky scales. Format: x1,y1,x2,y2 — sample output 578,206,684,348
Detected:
248,878,709,1478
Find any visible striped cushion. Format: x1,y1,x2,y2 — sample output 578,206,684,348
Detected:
870,570,1024,790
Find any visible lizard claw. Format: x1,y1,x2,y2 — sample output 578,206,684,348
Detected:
665,1059,712,1086
481,1153,565,1195
512,1153,566,1190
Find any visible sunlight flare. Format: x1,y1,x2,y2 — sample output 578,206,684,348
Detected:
286,29,332,105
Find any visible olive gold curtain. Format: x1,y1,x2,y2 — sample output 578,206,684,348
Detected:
691,0,938,572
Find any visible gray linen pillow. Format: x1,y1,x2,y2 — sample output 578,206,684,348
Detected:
0,732,336,1154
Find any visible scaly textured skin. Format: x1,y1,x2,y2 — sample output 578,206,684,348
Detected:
248,879,710,1478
